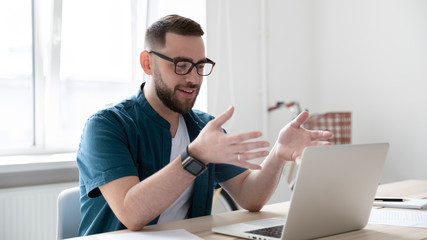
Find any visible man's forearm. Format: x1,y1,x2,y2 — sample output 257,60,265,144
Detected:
100,157,196,230
223,151,287,212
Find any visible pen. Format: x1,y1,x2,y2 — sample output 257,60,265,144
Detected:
374,198,408,202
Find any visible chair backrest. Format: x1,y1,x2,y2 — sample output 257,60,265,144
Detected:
304,112,352,144
57,186,81,239
288,112,352,189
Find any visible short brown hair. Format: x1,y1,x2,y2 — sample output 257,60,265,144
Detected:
145,14,204,50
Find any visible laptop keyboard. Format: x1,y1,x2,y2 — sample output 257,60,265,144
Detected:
245,225,284,238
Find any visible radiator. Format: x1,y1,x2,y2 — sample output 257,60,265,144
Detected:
0,182,78,240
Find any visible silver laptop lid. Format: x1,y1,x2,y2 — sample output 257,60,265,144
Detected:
282,143,389,240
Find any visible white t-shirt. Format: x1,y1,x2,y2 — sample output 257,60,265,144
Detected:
157,114,194,224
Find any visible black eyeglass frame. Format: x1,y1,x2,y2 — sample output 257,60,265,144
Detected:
148,50,215,76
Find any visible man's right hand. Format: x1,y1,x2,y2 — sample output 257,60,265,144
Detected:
187,106,270,170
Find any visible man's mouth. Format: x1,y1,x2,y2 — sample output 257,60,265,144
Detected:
178,88,197,98
182,89,194,94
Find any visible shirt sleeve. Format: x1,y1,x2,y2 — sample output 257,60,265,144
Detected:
77,111,138,198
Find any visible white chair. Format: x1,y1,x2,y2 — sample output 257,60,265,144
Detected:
57,186,81,239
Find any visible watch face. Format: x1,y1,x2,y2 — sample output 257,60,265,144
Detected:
186,160,205,174
183,157,206,176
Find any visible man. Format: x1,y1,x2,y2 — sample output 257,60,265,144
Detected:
77,14,332,236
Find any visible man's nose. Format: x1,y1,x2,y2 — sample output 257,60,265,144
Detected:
185,67,201,83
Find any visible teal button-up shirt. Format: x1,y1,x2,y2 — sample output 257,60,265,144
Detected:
77,83,246,236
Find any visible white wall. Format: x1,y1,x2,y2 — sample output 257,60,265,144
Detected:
206,0,263,134
207,0,427,203
266,0,315,144
311,0,427,183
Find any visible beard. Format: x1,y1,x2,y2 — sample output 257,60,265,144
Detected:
153,67,199,114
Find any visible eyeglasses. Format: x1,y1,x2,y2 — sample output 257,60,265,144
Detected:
148,50,215,76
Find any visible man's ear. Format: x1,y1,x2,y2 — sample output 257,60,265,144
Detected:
140,51,153,75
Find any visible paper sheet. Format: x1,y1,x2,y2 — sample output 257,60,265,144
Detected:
369,208,427,228
97,229,203,240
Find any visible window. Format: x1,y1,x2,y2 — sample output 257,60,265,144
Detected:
1,0,207,155
0,0,33,150
49,0,146,149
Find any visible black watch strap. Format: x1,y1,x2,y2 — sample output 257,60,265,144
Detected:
181,146,207,177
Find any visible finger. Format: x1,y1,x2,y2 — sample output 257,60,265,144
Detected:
227,150,269,162
310,130,333,140
230,151,268,170
291,111,309,128
230,141,270,153
234,159,262,170
241,150,270,161
227,131,264,144
313,140,332,146
211,106,234,127
240,162,262,170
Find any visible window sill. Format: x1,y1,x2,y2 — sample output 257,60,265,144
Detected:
0,153,79,189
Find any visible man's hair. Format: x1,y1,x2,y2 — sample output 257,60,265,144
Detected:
145,14,204,50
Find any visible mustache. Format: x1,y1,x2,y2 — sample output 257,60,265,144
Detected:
177,83,200,89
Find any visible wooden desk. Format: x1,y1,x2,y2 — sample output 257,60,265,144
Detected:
71,180,427,240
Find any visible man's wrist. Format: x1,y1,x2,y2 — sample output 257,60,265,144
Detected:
187,143,207,165
180,146,207,177
186,143,194,157
271,143,293,164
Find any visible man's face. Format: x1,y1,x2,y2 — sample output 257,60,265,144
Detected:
151,33,206,114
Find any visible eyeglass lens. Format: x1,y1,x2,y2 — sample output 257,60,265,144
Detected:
175,61,214,76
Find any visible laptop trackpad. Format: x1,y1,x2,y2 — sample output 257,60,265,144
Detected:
244,217,286,227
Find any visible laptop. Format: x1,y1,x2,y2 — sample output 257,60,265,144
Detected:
212,143,389,240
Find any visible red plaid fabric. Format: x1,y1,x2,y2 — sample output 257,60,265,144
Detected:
304,112,351,144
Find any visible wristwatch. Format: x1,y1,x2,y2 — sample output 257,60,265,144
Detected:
181,146,207,177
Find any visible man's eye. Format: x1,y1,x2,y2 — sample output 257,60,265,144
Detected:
176,62,190,69
197,64,205,69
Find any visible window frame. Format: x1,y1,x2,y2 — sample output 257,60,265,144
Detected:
2,0,207,157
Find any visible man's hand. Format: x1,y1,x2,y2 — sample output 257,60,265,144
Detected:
272,111,333,164
188,106,269,170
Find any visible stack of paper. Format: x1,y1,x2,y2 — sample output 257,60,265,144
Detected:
369,208,427,228
373,198,427,210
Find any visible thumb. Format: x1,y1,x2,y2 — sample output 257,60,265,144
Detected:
291,111,309,128
211,106,234,127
